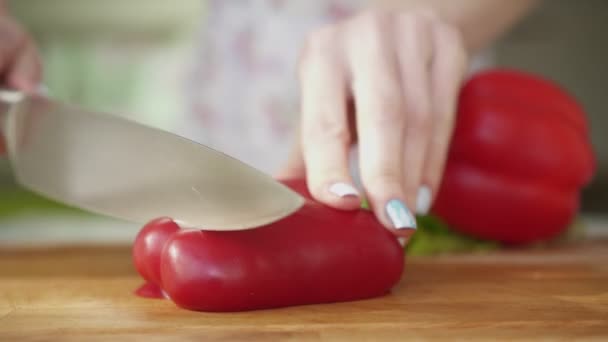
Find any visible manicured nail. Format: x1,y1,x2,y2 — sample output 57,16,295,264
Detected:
398,237,407,246
329,182,359,198
416,185,432,215
385,199,417,229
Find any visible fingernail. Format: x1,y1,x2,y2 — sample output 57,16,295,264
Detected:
328,182,359,198
385,199,417,229
416,185,432,215
398,237,407,246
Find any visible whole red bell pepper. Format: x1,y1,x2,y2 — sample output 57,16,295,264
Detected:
432,69,596,244
132,179,404,312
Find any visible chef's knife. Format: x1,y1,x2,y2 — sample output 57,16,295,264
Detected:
0,90,305,230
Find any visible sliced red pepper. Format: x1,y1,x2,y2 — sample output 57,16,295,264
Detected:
132,217,180,286
134,282,165,299
132,179,404,312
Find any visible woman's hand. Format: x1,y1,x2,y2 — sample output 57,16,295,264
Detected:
279,9,468,239
0,12,41,92
0,10,41,154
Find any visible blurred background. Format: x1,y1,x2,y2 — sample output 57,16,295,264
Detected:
1,0,205,244
1,0,606,245
495,0,608,213
7,0,203,131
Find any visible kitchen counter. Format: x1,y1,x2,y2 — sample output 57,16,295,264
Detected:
1,239,607,341
1,165,607,340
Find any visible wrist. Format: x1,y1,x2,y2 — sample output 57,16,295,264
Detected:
368,0,539,54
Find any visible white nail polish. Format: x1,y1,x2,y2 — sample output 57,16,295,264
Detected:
416,186,432,215
329,182,360,198
385,199,417,229
397,237,407,246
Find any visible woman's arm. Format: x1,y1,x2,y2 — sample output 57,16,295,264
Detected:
373,0,540,51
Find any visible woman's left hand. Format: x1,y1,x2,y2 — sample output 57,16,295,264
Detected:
277,8,469,240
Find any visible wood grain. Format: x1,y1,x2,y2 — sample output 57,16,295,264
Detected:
1,241,607,341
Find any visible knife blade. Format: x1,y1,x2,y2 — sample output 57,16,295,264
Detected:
0,90,305,230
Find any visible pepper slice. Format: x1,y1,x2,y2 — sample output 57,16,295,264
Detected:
133,179,405,312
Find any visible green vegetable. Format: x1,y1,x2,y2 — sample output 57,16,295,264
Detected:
407,215,499,256
361,195,583,256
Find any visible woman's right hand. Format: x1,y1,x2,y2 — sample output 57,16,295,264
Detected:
0,12,41,92
0,10,41,154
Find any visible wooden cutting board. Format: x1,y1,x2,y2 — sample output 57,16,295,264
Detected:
1,240,607,341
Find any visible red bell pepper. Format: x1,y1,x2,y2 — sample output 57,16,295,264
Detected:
132,68,594,312
132,217,181,286
132,179,404,312
432,69,595,244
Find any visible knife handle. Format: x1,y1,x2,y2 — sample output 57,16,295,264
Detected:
0,89,24,140
0,87,48,130
0,85,48,111
0,84,50,111
0,88,24,107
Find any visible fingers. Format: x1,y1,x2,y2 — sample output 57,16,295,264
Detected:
299,26,361,210
346,13,415,234
0,17,22,73
0,17,41,92
294,9,468,238
7,41,42,92
394,12,434,216
421,22,468,212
